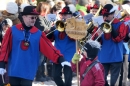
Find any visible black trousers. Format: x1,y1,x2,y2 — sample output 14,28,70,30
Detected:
119,56,127,86
119,62,123,86
102,62,122,86
128,62,130,79
35,64,45,79
35,54,47,79
9,77,33,86
52,63,72,86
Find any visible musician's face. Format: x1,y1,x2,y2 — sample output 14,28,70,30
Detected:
22,15,37,27
90,9,98,15
104,13,114,21
61,14,72,20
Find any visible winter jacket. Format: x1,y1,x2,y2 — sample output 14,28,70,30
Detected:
0,11,20,25
35,16,45,31
71,57,105,86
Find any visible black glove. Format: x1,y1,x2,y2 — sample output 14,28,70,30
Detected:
46,26,55,39
58,56,65,63
58,56,71,67
87,24,94,34
124,33,129,42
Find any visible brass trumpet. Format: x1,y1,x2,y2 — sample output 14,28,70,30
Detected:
55,20,66,32
101,9,123,33
46,20,66,36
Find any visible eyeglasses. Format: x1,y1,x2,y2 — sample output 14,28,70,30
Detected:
30,16,37,20
27,16,37,20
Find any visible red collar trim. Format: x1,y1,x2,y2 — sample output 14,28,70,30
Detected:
16,23,38,33
112,18,120,23
124,16,130,21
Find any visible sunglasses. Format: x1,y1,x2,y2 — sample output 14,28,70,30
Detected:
28,16,37,20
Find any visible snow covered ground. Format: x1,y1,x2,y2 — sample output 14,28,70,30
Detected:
33,74,130,86
33,76,77,86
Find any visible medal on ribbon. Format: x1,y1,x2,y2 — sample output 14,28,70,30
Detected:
21,30,31,50
24,41,29,46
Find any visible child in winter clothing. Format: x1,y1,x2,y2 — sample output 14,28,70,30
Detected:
71,40,105,86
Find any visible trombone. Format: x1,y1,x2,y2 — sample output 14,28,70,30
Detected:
79,4,103,45
86,4,103,33
84,8,123,42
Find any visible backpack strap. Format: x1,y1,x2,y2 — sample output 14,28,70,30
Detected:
82,60,99,80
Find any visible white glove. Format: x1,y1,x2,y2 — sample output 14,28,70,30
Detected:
0,68,6,75
61,61,71,67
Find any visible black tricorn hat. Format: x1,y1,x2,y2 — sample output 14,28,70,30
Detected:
59,6,72,14
100,4,115,16
21,6,39,15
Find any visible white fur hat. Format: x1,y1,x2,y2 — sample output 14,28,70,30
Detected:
6,2,18,14
68,4,76,13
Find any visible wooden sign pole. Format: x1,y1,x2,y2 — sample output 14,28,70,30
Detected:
76,40,80,86
65,17,88,86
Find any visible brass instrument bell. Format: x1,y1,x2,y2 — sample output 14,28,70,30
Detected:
56,20,65,32
101,22,112,33
101,9,123,33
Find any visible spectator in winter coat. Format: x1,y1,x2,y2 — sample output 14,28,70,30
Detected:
34,2,52,82
0,2,20,25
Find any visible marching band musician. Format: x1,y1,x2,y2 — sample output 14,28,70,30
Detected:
121,1,130,84
86,0,101,38
0,6,71,86
118,1,130,85
89,0,100,15
84,0,100,24
79,0,101,44
96,4,127,86
46,5,76,86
